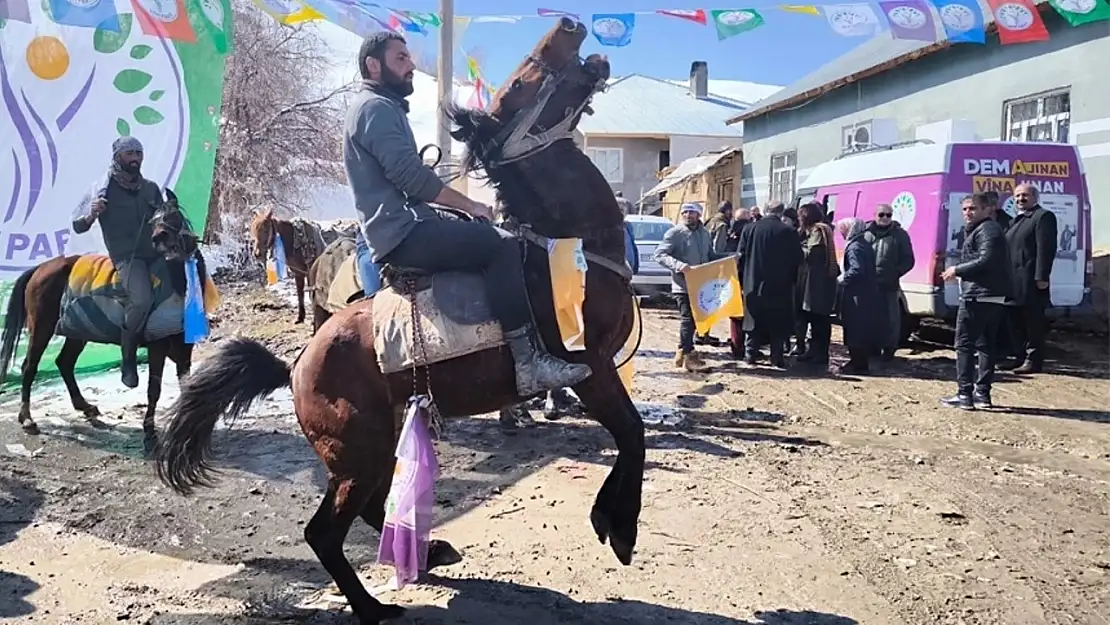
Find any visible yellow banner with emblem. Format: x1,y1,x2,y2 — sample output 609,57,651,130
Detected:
684,256,743,335
548,238,589,352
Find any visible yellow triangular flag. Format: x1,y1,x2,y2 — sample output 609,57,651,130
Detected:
684,257,743,335
252,0,324,25
779,4,821,15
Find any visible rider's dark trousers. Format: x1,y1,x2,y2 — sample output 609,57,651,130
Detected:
382,218,532,332
117,257,154,335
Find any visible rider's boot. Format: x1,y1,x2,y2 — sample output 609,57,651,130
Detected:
120,331,140,389
505,324,592,398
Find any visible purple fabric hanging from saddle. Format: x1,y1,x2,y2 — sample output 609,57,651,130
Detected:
377,395,439,588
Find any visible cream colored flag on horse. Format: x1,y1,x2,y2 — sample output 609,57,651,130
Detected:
684,257,743,335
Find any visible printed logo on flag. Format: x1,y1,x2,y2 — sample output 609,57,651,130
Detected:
696,278,734,314
593,16,627,37
137,0,177,21
995,2,1036,28
891,191,917,229
827,6,871,33
1055,0,1096,12
67,0,100,8
939,3,976,31
886,4,929,28
199,0,225,30
717,9,757,25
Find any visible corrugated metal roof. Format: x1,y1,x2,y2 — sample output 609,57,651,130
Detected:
577,75,752,137
641,148,740,199
728,0,1052,123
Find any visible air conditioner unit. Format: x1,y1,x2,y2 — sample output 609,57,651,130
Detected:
841,119,900,154
843,125,872,152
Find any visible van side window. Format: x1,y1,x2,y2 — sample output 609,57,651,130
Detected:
823,194,838,222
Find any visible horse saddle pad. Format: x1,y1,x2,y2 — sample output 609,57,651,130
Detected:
56,254,219,345
325,253,364,314
371,271,505,375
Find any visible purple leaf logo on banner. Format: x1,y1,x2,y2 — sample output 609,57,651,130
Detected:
879,0,938,40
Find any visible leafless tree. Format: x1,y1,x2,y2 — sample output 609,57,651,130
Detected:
205,1,353,241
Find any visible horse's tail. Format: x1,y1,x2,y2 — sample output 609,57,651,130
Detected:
156,337,291,495
0,266,38,384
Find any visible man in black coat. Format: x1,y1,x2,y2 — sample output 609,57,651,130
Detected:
1003,183,1058,373
737,202,803,368
940,193,1011,410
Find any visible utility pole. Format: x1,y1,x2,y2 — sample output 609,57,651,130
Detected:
436,0,454,177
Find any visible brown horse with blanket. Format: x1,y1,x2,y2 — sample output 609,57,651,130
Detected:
155,19,644,623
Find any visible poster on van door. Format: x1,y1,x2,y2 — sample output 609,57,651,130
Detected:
944,144,1086,308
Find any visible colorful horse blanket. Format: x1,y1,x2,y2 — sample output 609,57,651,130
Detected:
56,255,219,345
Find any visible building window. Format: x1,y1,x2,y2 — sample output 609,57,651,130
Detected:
1003,90,1070,143
585,147,624,183
769,151,797,203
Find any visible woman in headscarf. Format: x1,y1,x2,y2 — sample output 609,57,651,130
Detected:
795,203,839,366
836,217,880,373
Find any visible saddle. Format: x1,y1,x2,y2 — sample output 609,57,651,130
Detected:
56,254,220,345
371,264,507,375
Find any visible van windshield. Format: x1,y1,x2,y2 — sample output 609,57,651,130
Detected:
627,221,672,242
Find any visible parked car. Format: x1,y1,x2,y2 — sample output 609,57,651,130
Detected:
625,213,674,297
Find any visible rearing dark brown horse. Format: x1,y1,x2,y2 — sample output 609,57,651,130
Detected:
155,18,644,624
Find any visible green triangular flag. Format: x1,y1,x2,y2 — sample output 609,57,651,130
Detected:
1048,0,1110,25
710,9,766,40
192,0,233,54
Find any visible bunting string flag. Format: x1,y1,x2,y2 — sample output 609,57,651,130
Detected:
132,0,198,42
240,1,1109,50
879,0,939,40
986,0,1050,42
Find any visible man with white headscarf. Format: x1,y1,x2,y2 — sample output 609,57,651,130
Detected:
72,136,166,389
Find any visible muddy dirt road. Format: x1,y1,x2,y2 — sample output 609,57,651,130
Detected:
2,280,1108,624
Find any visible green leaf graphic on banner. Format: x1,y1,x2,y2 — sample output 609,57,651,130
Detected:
94,13,133,54
130,44,153,59
150,90,165,101
113,69,152,93
117,118,131,136
134,106,164,125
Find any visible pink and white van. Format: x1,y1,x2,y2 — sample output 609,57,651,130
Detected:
794,141,1093,333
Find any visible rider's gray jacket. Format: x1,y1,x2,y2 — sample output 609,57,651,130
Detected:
72,177,163,264
343,86,444,262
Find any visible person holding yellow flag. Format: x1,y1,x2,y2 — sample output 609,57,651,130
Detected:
654,203,735,371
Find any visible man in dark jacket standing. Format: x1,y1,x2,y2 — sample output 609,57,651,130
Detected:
737,202,802,367
72,136,164,389
984,190,1012,232
706,201,733,254
863,203,915,361
344,31,590,397
940,194,1011,410
1003,183,1058,374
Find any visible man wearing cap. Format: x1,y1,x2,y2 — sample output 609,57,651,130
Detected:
72,136,165,389
654,202,728,371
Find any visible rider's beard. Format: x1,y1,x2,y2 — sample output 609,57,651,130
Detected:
123,161,142,176
383,65,415,97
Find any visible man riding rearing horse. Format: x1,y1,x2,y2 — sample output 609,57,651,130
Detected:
72,136,164,389
344,31,592,396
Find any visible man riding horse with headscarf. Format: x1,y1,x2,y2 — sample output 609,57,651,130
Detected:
72,136,166,389
344,31,592,396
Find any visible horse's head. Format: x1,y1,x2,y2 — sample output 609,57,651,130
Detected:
450,17,610,168
249,209,275,263
151,188,199,262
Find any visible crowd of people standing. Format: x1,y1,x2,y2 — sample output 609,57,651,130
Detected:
652,183,1059,411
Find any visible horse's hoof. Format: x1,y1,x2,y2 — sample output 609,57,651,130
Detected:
515,410,535,426
543,408,562,421
589,506,611,545
498,411,520,430
427,539,462,570
20,421,40,436
80,404,102,418
365,603,406,623
609,532,635,566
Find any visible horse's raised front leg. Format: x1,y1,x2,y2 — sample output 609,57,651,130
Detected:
294,272,306,324
55,338,101,421
572,364,645,566
142,341,169,456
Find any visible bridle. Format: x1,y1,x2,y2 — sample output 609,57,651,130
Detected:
151,204,198,261
488,52,607,167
